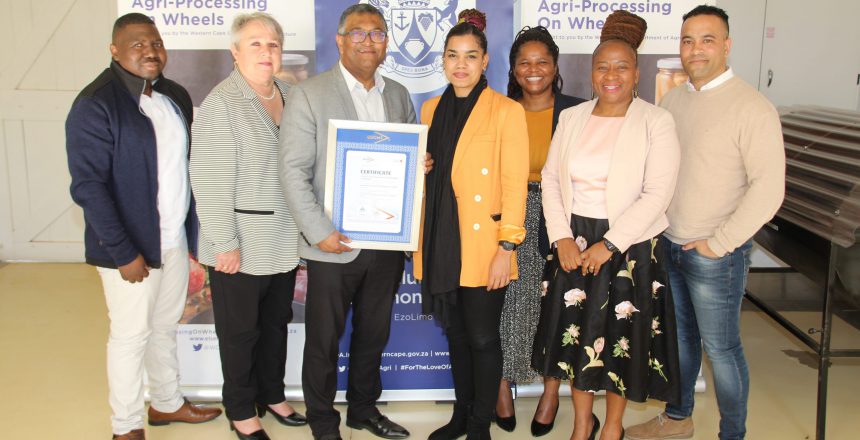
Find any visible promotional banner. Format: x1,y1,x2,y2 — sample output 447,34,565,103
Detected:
521,0,691,54
516,0,715,103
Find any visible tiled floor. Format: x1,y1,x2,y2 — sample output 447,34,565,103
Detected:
1,263,859,439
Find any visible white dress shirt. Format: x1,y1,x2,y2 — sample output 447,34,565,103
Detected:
139,90,190,251
339,62,387,122
686,67,735,92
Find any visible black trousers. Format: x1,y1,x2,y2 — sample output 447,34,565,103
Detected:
302,250,405,438
209,267,297,421
447,286,506,427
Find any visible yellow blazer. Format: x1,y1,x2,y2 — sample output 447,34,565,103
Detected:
413,88,529,287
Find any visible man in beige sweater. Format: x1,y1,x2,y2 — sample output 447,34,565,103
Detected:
626,5,785,440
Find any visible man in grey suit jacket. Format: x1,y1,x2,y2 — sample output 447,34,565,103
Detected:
279,4,416,440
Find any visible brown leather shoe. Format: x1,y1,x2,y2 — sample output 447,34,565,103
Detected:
147,398,222,426
112,429,145,439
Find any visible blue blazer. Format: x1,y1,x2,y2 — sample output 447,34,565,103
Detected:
66,62,197,268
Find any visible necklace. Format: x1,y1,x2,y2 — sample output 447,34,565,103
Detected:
256,86,277,100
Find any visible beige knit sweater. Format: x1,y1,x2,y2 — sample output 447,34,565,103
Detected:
660,76,785,256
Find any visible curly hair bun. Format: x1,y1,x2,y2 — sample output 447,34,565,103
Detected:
600,10,647,50
457,8,487,32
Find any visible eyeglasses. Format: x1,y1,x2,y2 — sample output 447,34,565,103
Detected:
341,30,387,43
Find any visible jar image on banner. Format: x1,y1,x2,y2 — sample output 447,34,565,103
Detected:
277,53,310,85
655,58,689,104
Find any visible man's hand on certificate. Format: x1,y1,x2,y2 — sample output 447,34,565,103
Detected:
424,152,434,175
318,230,353,254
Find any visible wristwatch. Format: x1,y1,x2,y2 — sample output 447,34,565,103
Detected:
499,240,517,251
603,239,619,253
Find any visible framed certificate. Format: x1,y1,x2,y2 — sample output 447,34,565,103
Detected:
324,119,428,251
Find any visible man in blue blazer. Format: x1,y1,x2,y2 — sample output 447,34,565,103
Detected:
279,4,416,440
66,13,221,440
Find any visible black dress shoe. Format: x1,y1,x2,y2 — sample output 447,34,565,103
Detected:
229,421,271,440
465,417,491,440
530,399,559,437
346,415,410,439
255,403,308,426
429,405,469,440
588,413,601,440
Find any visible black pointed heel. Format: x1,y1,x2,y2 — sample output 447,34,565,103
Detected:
496,414,516,432
255,403,308,427
529,398,559,437
229,421,271,440
588,413,601,440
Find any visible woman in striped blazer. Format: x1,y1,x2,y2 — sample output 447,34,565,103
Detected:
189,12,306,440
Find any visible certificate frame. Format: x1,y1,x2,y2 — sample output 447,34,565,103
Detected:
324,119,428,251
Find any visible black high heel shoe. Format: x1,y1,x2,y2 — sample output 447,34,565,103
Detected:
530,396,559,437
495,385,516,432
255,403,308,427
588,413,601,440
229,420,271,440
495,413,516,432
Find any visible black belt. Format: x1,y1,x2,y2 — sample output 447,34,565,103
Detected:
528,181,542,192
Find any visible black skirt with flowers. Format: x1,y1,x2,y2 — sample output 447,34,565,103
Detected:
531,214,680,404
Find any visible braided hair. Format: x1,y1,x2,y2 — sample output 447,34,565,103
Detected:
506,26,563,100
601,10,647,48
594,10,647,64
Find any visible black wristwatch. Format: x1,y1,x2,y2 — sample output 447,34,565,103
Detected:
499,240,517,251
603,239,619,253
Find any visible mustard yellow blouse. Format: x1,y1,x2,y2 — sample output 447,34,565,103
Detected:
525,107,554,182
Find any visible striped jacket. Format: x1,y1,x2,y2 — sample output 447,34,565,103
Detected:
190,69,299,275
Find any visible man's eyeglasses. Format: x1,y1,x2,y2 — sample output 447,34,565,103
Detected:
341,30,387,43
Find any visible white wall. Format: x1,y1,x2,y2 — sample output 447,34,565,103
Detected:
756,0,860,110
717,0,767,87
0,0,117,261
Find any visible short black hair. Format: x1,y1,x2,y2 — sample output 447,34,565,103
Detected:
507,26,563,100
338,4,388,34
683,5,729,34
112,13,156,41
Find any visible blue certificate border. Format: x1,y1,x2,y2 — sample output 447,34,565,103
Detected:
331,128,419,244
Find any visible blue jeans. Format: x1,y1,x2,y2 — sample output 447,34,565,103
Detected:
663,238,752,440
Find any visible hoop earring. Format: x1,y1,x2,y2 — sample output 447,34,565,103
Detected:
633,85,639,99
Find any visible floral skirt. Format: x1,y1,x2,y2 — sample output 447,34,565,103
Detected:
533,214,680,403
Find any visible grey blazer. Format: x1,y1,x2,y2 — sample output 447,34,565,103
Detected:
190,69,300,275
279,65,417,263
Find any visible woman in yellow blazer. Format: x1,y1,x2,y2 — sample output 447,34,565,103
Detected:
413,9,528,440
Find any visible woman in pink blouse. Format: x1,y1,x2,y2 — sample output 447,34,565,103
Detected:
539,11,681,440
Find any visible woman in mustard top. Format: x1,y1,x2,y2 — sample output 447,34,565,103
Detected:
413,9,529,440
495,26,586,437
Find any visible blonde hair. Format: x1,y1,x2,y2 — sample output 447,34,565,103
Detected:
231,12,284,48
